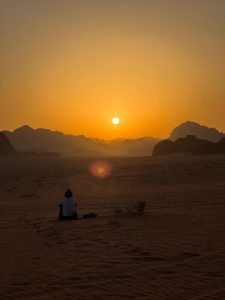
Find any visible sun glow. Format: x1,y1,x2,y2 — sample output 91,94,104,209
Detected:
112,117,120,125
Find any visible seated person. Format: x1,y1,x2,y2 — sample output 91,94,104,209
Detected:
58,189,78,220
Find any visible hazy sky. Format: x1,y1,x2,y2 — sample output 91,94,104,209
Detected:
1,0,225,139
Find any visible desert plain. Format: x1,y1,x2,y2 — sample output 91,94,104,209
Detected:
0,154,225,299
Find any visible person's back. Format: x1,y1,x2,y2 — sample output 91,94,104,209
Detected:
59,189,78,220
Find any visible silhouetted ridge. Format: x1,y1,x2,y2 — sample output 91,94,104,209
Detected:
0,132,17,155
173,135,210,153
152,135,225,156
152,139,174,155
170,121,224,142
194,137,225,154
14,125,33,133
4,125,160,156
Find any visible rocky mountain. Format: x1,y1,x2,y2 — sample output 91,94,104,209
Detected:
169,121,224,142
194,137,225,154
153,135,225,156
4,125,160,156
0,132,17,155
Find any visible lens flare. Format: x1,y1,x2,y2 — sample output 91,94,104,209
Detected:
89,160,112,179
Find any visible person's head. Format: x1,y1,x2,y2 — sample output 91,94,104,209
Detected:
65,189,73,198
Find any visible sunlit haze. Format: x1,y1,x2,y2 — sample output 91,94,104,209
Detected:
1,0,225,139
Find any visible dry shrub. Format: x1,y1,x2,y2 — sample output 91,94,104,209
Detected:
114,201,146,216
135,201,146,215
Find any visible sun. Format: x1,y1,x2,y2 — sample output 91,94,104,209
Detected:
112,117,120,125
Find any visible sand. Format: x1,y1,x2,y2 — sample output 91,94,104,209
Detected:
0,154,225,299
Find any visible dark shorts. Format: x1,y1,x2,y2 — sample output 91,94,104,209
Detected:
61,212,78,220
58,205,78,220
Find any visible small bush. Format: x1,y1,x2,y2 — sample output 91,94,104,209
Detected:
114,201,146,216
135,201,146,215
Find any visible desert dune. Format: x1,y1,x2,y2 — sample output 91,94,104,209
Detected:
0,154,225,299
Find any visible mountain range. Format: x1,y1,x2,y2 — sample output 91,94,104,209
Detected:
3,125,160,156
170,121,224,142
153,121,225,156
153,135,225,156
2,121,224,156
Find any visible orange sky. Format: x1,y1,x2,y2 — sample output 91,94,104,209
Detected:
1,0,225,139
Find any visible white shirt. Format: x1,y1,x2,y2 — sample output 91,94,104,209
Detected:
60,196,76,217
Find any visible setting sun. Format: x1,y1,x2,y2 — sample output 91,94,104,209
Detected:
112,117,120,125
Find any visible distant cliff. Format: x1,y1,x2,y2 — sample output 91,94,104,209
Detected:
0,132,17,155
153,135,225,156
169,121,224,142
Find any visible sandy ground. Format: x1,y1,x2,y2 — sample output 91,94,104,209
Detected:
0,154,225,299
